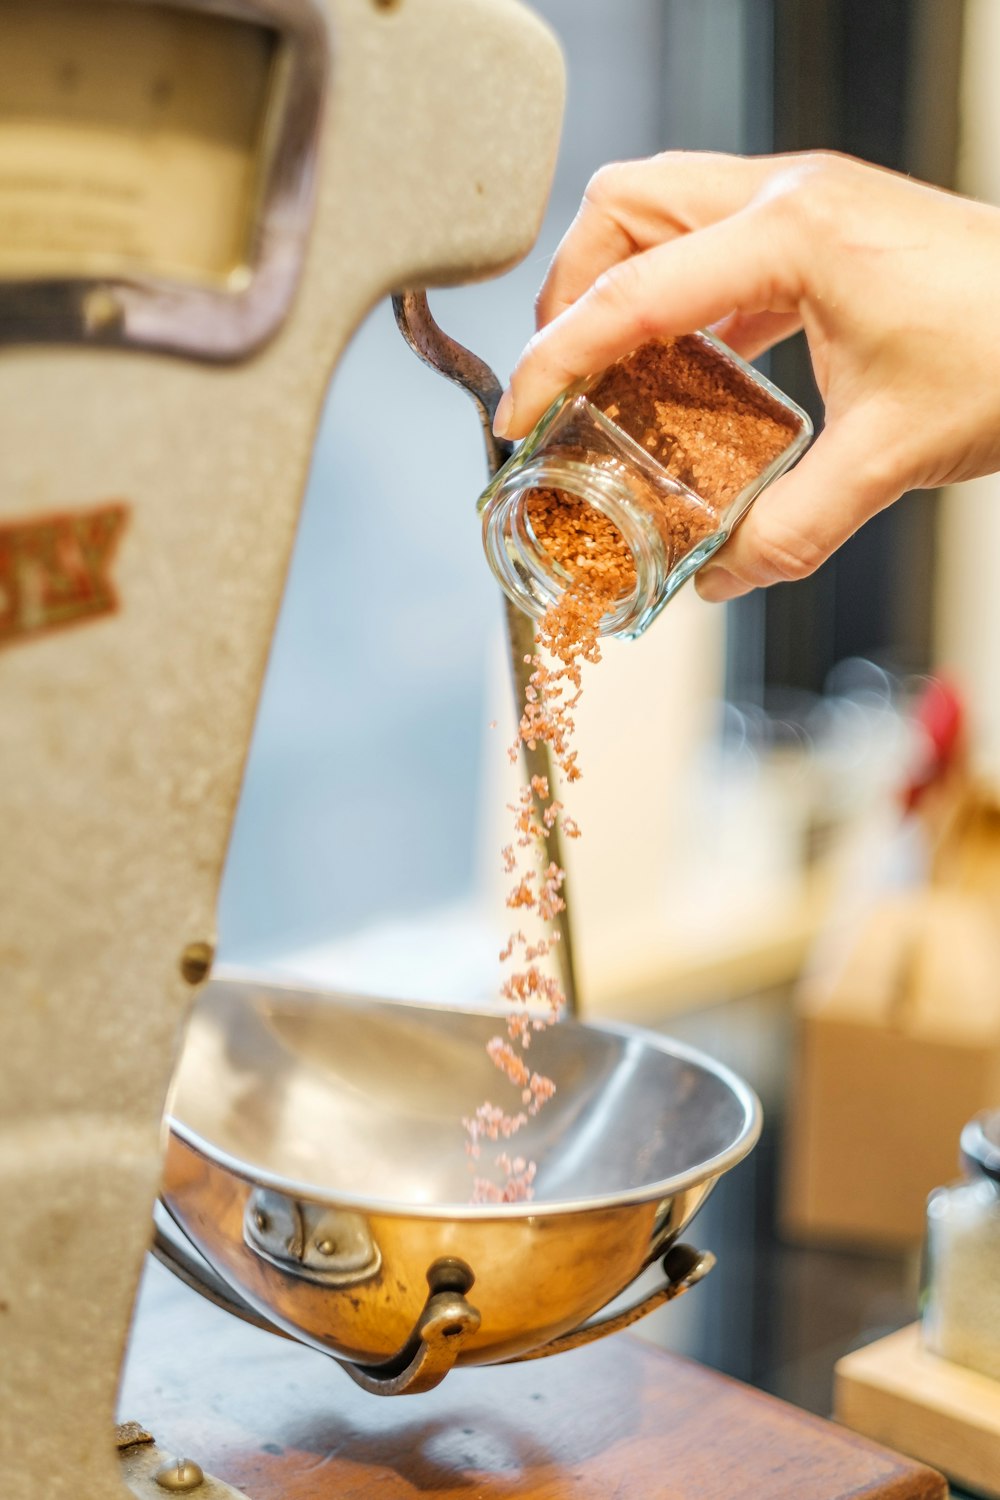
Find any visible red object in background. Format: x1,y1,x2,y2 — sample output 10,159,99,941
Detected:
901,677,965,813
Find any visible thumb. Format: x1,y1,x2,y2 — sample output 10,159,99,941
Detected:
694,409,901,602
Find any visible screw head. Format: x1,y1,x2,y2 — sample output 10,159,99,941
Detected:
154,1457,205,1491
82,286,122,335
180,941,215,986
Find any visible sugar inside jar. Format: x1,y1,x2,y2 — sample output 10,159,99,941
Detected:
478,333,812,639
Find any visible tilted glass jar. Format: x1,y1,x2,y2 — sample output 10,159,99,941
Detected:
922,1110,1000,1380
479,332,812,640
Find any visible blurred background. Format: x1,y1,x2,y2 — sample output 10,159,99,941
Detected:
219,0,994,995
217,0,1000,1436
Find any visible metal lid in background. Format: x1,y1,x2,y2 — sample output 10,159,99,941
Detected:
961,1111,1000,1183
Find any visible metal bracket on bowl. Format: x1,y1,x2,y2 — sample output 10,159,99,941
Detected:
243,1187,382,1287
503,1242,716,1364
153,1211,480,1396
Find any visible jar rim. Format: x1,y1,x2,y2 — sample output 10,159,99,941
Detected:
481,451,667,637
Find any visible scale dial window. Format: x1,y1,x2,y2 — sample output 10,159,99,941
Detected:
0,0,327,358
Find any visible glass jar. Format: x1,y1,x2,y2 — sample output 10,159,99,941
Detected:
923,1110,1000,1380
479,333,812,640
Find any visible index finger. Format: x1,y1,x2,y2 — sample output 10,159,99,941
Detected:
501,199,805,438
535,151,787,331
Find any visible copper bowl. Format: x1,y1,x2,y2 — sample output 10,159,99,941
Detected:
159,974,761,1394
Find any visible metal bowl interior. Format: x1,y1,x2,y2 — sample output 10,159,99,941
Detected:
162,975,761,1365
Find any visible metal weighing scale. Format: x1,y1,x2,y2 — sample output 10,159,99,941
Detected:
0,4,949,1498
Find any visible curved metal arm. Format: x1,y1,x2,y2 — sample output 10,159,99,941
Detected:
392,289,513,477
152,1206,300,1343
392,289,579,1017
499,1243,716,1364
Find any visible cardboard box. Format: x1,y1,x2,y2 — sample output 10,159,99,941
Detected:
782,888,1000,1249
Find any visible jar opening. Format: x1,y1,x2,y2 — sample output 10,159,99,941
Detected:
521,488,637,601
482,455,665,638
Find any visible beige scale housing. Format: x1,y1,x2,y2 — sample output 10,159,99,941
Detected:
0,1,564,1494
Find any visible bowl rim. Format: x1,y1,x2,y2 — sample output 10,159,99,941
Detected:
166,971,764,1221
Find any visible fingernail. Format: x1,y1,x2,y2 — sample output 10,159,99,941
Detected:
493,388,514,438
695,564,741,603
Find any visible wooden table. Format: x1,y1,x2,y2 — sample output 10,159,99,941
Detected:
119,1259,946,1499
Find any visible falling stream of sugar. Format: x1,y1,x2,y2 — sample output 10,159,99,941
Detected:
464,335,802,1200
464,497,637,1202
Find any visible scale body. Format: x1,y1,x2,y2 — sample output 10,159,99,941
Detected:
0,2,562,1494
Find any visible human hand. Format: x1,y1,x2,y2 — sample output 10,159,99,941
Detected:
494,151,1000,601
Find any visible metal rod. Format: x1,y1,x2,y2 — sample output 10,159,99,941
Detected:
392,291,579,1016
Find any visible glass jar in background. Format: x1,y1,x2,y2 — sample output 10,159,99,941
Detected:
923,1110,1000,1381
478,332,812,641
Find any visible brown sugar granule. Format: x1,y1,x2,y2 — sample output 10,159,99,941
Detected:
589,334,799,508
529,462,721,577
526,487,638,598
468,336,792,1203
520,335,799,583
466,528,624,1204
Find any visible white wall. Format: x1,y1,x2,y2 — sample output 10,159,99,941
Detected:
934,0,1000,772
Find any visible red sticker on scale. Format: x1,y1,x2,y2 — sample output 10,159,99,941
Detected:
0,502,129,648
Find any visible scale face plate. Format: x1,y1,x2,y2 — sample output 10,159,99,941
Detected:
0,3,275,284
0,0,327,358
